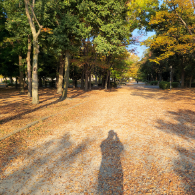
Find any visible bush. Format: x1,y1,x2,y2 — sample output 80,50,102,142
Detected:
150,81,158,85
171,82,179,88
191,82,195,87
159,81,170,89
8,83,15,86
142,79,148,83
2,80,11,84
110,82,117,88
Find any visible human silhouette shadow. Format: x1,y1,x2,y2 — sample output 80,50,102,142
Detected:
98,130,124,195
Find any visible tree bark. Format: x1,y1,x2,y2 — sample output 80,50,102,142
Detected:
19,55,24,93
15,77,18,89
189,75,193,88
81,69,84,89
39,76,42,87
32,38,39,104
108,70,110,88
56,62,59,88
95,68,98,85
181,68,185,88
85,64,88,91
74,79,77,88
99,75,101,84
105,69,109,90
24,0,42,104
57,53,64,94
61,51,70,100
89,70,91,90
27,35,32,97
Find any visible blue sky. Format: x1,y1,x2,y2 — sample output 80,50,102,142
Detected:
128,0,163,59
128,29,156,60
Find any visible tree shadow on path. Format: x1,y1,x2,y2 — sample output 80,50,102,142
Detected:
156,109,195,194
98,130,124,195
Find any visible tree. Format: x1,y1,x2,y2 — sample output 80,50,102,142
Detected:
141,0,195,87
24,0,43,104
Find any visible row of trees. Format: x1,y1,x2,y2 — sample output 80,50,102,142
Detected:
0,0,159,104
139,0,195,87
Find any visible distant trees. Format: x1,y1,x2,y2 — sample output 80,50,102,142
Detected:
0,0,161,104
140,0,195,87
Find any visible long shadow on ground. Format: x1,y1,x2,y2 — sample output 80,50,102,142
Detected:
156,109,195,194
98,130,124,195
0,88,89,125
0,132,94,194
129,87,195,103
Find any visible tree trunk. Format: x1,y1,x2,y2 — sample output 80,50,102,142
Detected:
32,38,39,104
189,75,193,88
89,70,91,90
81,68,84,89
24,0,42,104
15,77,18,89
99,75,101,84
19,55,24,93
181,68,185,88
39,76,42,87
95,70,97,85
85,64,88,91
108,71,110,88
56,62,59,88
74,79,77,88
61,51,70,100
57,53,64,94
27,35,32,97
10,77,13,85
105,69,109,90
102,75,105,88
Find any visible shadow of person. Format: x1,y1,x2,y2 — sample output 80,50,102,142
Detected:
98,130,124,195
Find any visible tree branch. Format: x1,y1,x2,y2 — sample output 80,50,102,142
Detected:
27,0,42,29
175,12,193,35
24,0,36,35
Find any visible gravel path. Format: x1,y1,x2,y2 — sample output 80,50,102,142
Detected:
1,85,195,194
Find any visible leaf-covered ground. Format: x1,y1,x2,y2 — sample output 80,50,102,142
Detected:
0,84,195,194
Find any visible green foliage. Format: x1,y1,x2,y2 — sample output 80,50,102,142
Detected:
110,82,117,88
172,82,179,88
150,81,158,85
159,81,170,89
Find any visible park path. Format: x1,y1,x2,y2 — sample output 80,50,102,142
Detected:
1,84,195,194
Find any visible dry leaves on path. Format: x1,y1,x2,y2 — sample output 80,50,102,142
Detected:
0,85,195,194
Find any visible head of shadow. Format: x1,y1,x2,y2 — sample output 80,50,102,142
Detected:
98,130,124,195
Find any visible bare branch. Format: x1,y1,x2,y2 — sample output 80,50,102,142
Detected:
27,0,42,29
24,0,36,35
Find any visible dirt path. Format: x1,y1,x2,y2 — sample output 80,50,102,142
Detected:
1,85,195,194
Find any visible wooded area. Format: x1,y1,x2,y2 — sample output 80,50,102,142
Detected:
0,0,159,104
140,0,195,88
1,0,195,104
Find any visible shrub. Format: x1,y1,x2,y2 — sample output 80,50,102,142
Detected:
110,82,117,88
142,79,148,83
2,80,11,84
171,82,179,88
69,79,73,84
159,81,170,89
191,82,195,87
150,81,158,85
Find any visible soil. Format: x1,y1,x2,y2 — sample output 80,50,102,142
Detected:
0,85,195,194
